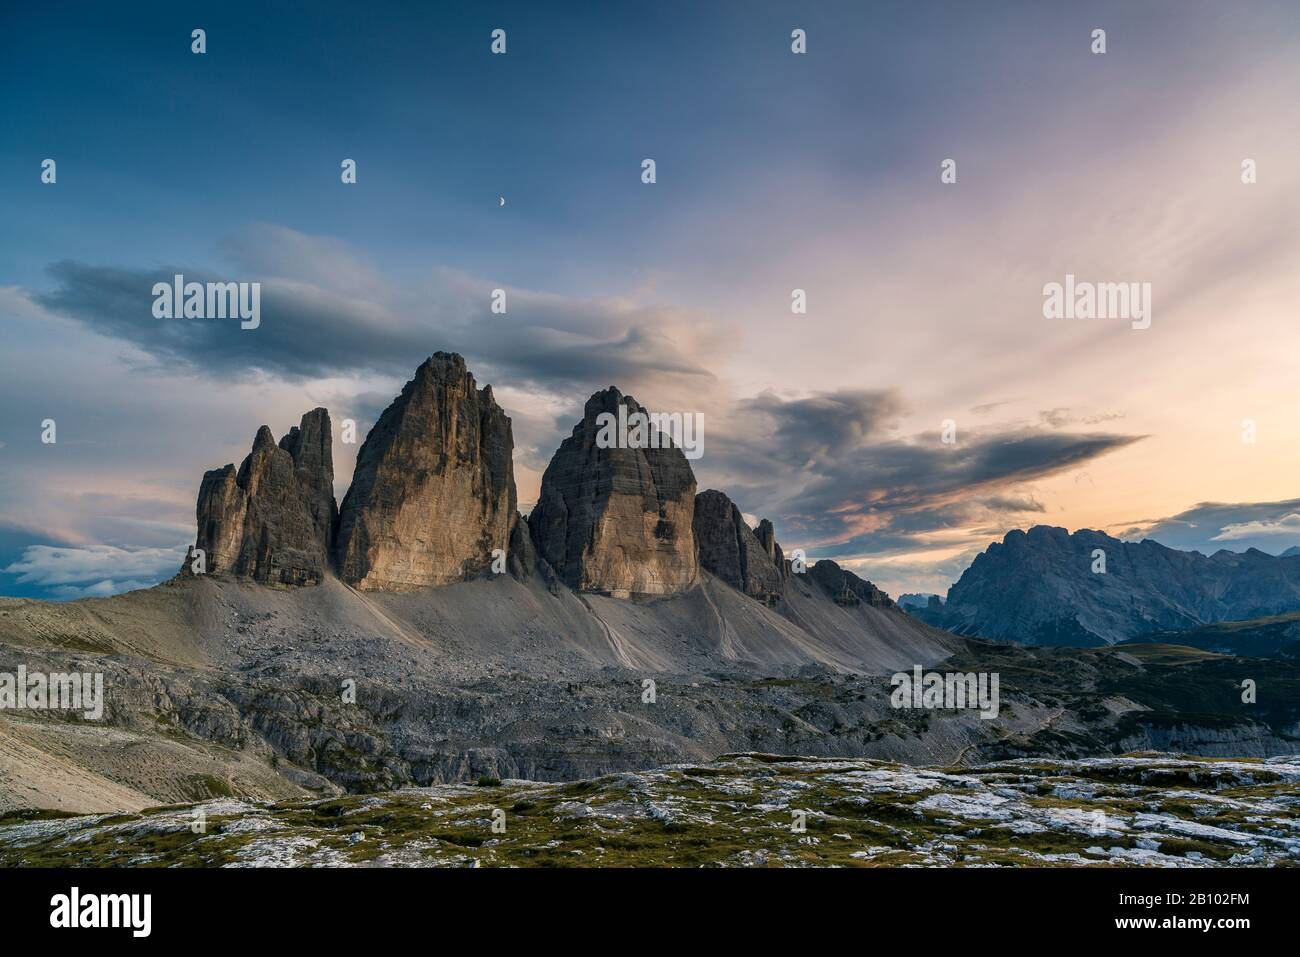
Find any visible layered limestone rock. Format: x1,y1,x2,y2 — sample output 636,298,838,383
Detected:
277,409,338,547
693,490,783,604
335,353,518,591
529,387,697,597
507,512,536,581
810,560,895,609
190,408,336,586
755,519,787,574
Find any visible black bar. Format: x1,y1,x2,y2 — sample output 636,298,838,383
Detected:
1,866,1289,943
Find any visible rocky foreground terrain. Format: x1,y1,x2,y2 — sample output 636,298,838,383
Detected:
3,573,1298,818
2,753,1296,867
0,569,955,813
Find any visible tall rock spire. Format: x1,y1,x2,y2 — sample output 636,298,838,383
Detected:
334,352,518,591
755,519,784,570
528,387,697,598
278,408,338,549
190,408,337,585
693,489,783,605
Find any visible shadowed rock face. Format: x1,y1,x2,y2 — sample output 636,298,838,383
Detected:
693,490,784,604
810,560,895,609
335,353,518,591
278,408,337,548
191,408,336,586
940,525,1300,646
529,387,697,597
755,519,783,567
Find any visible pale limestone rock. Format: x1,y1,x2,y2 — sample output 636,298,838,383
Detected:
335,353,517,591
529,387,697,597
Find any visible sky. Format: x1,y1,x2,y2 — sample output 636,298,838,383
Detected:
2,1,1300,601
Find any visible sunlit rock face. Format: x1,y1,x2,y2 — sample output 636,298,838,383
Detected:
191,408,336,586
529,387,697,598
335,353,518,591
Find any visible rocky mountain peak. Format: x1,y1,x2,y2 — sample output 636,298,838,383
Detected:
278,408,332,472
693,489,784,604
251,425,277,453
528,386,697,597
334,353,519,591
183,356,850,606
278,407,337,548
810,560,895,609
189,409,337,586
941,524,1300,645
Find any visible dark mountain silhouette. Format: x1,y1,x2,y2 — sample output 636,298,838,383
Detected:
925,525,1300,646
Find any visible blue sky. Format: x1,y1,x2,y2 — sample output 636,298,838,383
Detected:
3,1,1300,600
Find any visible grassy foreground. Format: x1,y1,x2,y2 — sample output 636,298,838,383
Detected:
1,753,1297,867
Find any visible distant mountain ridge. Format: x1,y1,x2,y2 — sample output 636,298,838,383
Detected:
925,525,1300,646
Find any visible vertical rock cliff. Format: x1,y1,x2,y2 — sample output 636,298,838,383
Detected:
334,353,518,591
528,387,697,597
693,489,784,604
190,408,336,585
755,519,786,571
277,408,338,548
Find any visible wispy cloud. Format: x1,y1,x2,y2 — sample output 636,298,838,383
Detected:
34,225,720,397
1115,499,1300,554
699,387,1142,561
1214,512,1300,542
3,542,189,594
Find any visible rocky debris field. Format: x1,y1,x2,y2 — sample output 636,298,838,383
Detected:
3,752,1296,868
